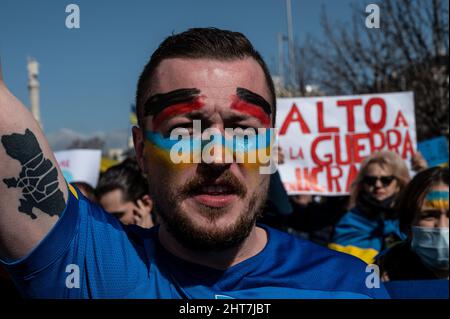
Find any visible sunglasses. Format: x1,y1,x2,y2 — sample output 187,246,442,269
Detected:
363,175,396,187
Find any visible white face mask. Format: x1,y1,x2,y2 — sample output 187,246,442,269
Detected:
411,226,449,270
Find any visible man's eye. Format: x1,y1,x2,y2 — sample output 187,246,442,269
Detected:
230,125,257,133
237,125,253,130
168,123,194,135
235,129,257,140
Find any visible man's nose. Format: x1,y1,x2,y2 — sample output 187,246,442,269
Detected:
199,145,231,176
208,143,228,165
201,123,233,166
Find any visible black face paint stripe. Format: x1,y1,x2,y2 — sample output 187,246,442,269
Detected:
143,88,201,117
236,87,272,115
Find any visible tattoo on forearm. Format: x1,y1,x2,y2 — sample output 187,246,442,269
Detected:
1,129,65,219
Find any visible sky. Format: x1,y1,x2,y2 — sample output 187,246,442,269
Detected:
0,0,365,150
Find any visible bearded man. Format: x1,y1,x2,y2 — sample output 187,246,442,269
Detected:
0,28,388,299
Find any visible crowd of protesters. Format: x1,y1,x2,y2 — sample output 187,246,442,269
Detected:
0,27,447,299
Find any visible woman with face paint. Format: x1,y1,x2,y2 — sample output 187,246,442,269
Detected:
329,151,411,263
376,167,449,281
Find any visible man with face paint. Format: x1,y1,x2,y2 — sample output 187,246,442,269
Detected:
0,28,389,298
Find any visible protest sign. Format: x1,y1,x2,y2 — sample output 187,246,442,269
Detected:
54,149,102,188
275,92,416,195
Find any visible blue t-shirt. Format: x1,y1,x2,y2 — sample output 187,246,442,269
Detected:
1,186,390,299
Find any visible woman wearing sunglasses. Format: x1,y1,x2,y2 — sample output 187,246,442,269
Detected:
329,151,411,263
376,166,449,281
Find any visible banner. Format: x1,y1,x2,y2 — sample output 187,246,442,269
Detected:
54,149,102,187
275,92,416,195
418,136,449,167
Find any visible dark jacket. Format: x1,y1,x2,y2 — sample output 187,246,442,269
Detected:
376,241,440,281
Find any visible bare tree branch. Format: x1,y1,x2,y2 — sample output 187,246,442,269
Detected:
294,0,449,140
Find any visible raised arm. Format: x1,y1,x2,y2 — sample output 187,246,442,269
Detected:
0,60,68,260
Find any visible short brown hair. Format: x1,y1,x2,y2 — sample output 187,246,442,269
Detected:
135,28,276,129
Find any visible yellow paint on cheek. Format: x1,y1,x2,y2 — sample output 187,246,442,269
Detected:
143,141,196,170
143,141,274,171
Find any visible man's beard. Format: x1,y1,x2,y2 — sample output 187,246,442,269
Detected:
149,170,268,252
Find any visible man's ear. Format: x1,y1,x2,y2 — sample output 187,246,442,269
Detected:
132,126,146,172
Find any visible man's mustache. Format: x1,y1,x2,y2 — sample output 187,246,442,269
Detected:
180,170,247,199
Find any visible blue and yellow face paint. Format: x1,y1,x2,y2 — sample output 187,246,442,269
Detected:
144,127,275,171
423,190,449,210
141,86,275,171
143,130,200,169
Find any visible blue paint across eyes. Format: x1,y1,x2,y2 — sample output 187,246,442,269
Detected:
145,131,190,150
145,130,273,153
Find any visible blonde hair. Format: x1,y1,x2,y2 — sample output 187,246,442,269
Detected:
349,151,411,207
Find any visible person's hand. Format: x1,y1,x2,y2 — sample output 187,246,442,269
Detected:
381,271,390,282
133,197,154,229
411,151,428,172
290,194,313,206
